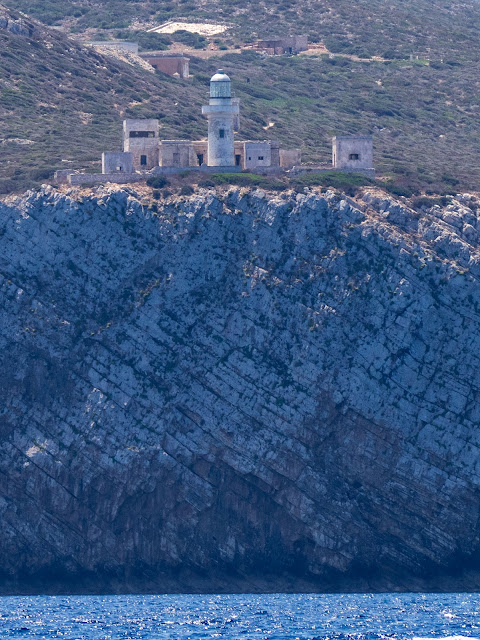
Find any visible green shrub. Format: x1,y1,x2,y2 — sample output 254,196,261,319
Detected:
292,171,373,193
385,183,414,197
198,179,215,188
170,30,207,49
411,195,449,210
146,175,170,189
209,172,266,187
261,178,287,191
180,185,194,195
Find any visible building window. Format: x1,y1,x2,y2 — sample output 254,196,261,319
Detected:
349,153,360,160
235,155,241,166
140,155,147,166
130,131,155,138
219,129,225,138
116,166,122,172
248,157,251,161
258,156,264,160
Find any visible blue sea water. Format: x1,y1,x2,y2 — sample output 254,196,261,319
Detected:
0,593,479,640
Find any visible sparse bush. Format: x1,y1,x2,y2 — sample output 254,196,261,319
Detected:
292,171,373,194
411,195,449,210
146,176,169,189
386,183,414,198
180,185,194,195
170,30,207,49
209,173,266,187
198,179,215,188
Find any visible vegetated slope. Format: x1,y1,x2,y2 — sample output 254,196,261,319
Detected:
4,3,480,195
6,0,480,63
0,5,210,194
1,183,480,593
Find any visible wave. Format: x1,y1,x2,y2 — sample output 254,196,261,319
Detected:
413,636,480,640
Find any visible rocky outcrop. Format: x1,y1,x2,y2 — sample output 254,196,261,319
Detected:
1,184,480,594
0,11,34,36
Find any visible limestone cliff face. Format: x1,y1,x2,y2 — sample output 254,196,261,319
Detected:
1,185,480,593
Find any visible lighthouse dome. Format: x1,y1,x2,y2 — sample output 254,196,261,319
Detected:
210,69,230,82
210,69,231,98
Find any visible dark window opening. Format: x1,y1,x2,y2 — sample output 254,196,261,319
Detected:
129,131,155,138
235,154,241,166
248,156,252,161
258,156,264,160
197,153,204,166
349,153,360,160
116,166,122,171
219,129,225,138
140,155,147,166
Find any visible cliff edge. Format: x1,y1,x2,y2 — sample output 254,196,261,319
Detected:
1,185,480,593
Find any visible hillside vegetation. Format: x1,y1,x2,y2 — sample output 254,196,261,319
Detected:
3,3,480,194
6,0,480,63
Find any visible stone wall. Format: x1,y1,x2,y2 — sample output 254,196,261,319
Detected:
280,148,302,168
243,141,272,170
138,53,189,78
255,35,308,54
332,136,373,170
123,119,159,171
102,152,133,174
159,140,196,167
68,173,143,185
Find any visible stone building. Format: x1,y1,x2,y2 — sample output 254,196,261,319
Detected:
123,119,159,170
254,35,308,55
122,70,300,172
102,152,133,174
332,136,373,171
57,68,374,185
138,53,189,78
159,140,198,167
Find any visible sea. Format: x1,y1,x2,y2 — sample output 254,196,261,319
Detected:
0,592,479,640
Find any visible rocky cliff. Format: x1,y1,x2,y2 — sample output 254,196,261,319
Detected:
1,184,480,594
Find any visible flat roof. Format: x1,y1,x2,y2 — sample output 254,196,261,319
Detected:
138,52,189,58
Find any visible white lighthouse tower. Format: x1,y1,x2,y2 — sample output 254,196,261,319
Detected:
202,69,239,167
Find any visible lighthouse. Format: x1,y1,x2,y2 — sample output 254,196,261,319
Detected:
202,69,239,167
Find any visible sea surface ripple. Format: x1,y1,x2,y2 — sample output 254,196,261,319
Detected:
0,592,479,640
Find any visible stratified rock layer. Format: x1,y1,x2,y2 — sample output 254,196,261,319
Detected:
1,185,480,593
